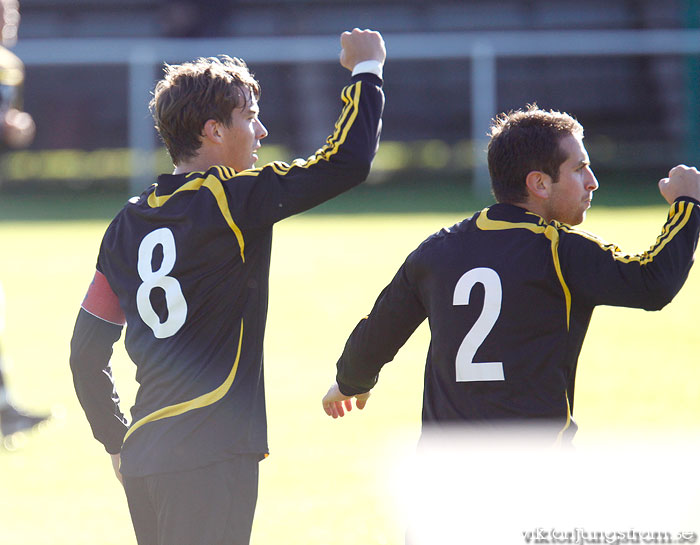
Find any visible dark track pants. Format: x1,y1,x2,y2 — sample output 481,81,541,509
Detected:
123,455,259,545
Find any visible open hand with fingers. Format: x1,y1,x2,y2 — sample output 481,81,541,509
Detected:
322,382,371,418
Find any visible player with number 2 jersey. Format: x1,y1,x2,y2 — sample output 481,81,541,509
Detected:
322,105,700,444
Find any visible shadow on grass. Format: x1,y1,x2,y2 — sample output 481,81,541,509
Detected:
0,171,666,223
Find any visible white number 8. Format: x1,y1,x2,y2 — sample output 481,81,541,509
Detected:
136,228,188,339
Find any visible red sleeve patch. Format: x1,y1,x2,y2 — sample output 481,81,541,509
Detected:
81,270,126,326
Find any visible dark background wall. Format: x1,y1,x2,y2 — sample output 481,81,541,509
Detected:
6,0,700,190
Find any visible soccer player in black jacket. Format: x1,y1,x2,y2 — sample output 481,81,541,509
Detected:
70,29,385,545
323,105,700,445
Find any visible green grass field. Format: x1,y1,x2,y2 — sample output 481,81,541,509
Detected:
0,191,699,544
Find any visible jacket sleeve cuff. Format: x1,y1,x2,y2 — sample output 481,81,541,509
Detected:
337,378,372,397
676,196,700,206
352,59,383,79
351,71,383,87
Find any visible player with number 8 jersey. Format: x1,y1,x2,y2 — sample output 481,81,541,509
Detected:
74,58,383,472
70,29,385,545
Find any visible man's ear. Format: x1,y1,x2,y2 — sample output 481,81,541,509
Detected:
202,119,222,143
525,170,552,200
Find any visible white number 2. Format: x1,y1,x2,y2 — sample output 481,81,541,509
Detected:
136,228,188,339
453,267,505,382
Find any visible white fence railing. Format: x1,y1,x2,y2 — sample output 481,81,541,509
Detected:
14,29,700,194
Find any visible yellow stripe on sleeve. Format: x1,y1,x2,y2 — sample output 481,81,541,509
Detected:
636,201,694,265
285,81,362,171
562,201,695,265
312,82,362,163
228,81,362,181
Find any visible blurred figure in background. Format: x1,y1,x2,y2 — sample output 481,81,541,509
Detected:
0,285,47,437
0,0,47,439
0,0,34,149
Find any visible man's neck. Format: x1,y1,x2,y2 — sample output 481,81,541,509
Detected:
172,149,224,175
173,161,210,175
506,199,550,223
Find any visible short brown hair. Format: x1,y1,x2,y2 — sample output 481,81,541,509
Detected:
150,55,261,165
487,104,584,204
